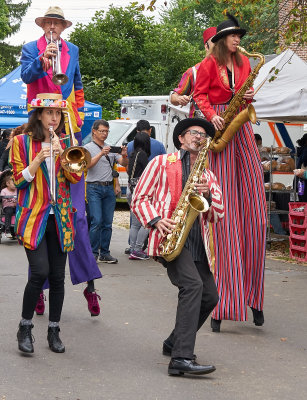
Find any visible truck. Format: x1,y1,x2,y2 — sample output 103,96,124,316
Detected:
82,95,190,197
82,95,304,196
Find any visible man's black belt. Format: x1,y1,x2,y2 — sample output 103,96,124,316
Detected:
87,181,113,186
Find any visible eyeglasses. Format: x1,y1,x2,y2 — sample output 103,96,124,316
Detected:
95,129,109,134
184,129,207,138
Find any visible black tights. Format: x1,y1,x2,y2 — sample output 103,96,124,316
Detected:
22,215,67,322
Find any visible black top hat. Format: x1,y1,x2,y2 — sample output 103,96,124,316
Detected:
173,118,215,150
212,13,246,43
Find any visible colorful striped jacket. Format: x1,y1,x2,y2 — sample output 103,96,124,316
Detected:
173,62,201,117
131,152,224,267
9,134,81,251
20,36,85,133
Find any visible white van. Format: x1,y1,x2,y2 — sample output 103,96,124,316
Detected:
82,96,190,197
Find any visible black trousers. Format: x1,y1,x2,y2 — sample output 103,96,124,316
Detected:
165,247,219,359
22,215,67,322
3,206,15,231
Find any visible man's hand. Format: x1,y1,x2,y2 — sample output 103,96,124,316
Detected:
121,146,128,158
194,176,210,198
44,42,57,59
100,146,110,157
114,180,121,195
154,218,177,237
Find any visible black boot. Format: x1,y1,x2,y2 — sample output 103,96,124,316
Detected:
251,308,264,326
47,326,65,353
211,318,221,332
17,323,34,353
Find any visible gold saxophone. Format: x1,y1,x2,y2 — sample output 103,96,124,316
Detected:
209,46,265,153
160,138,211,262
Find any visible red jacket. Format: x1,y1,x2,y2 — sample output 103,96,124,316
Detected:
193,54,252,121
130,152,224,265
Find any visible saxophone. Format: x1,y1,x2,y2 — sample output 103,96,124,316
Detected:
160,138,211,262
209,46,265,153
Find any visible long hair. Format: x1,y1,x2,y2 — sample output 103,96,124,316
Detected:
24,109,65,141
210,36,242,67
133,132,151,157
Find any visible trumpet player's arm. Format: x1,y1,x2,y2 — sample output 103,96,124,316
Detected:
20,41,51,82
170,66,194,106
9,135,48,187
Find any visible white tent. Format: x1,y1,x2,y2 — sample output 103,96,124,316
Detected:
254,49,307,123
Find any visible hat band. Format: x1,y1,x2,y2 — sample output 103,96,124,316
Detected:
216,26,242,35
44,13,65,20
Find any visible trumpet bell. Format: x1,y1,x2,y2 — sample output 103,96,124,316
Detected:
61,146,91,173
52,73,69,86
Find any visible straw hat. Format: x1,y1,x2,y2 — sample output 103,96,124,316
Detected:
35,6,72,29
30,93,68,109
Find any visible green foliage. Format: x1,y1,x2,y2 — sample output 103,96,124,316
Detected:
70,5,202,114
0,1,31,77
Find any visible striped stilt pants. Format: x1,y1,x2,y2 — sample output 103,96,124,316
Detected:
209,105,267,321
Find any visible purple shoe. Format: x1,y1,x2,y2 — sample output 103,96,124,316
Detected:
83,288,101,316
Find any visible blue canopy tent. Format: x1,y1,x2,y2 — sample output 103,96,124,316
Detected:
0,66,101,138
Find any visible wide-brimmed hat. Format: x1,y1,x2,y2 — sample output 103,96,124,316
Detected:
173,118,215,150
35,6,72,29
203,27,217,45
30,93,68,109
211,13,246,43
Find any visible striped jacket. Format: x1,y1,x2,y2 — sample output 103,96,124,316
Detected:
131,152,224,266
21,36,85,133
9,134,81,251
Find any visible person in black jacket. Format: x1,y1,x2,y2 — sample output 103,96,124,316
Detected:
296,133,307,202
127,132,151,260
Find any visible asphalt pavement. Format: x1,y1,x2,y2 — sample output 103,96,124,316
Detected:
0,226,306,400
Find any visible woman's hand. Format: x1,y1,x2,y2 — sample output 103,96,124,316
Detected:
243,88,254,100
195,177,210,198
154,218,177,237
52,135,64,156
35,147,51,163
211,115,225,131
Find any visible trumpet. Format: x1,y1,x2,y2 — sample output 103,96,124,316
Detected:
50,31,68,86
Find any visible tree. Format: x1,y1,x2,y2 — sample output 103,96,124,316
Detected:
70,5,201,118
0,0,31,77
160,0,279,54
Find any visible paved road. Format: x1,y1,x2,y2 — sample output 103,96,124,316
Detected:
0,227,306,400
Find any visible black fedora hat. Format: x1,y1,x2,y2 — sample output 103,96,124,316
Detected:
212,13,246,43
173,118,215,150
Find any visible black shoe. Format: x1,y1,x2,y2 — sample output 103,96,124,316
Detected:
17,323,34,353
162,340,196,360
211,318,221,332
47,327,65,353
251,308,264,326
124,247,131,255
99,254,118,264
168,358,216,376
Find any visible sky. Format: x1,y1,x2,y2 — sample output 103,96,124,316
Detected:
7,0,167,46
